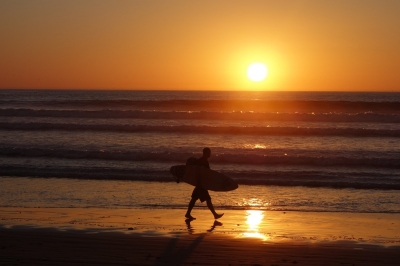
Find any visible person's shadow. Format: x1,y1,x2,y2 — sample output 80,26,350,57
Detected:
154,220,223,265
185,219,223,234
185,218,195,234
207,220,223,232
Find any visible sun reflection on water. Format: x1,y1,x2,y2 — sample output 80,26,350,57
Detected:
243,210,269,240
243,143,268,149
239,198,269,209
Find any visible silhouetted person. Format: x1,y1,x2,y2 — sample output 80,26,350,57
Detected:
185,147,224,220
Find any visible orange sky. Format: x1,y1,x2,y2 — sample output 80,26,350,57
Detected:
1,1,399,91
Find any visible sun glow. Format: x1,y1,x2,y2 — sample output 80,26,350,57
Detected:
247,63,268,82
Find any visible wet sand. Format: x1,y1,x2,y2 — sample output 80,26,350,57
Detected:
1,207,399,265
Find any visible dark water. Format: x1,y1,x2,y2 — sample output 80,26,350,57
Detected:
0,90,399,213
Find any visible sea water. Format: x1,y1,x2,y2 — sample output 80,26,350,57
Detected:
0,90,399,213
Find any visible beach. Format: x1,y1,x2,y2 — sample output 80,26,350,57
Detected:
2,0,400,263
1,207,399,265
1,90,399,265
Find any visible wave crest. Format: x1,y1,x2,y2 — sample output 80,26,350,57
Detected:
1,147,399,168
1,108,399,123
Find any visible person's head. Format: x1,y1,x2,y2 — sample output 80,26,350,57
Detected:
203,147,211,158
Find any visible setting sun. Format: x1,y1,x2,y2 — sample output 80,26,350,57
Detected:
247,63,268,82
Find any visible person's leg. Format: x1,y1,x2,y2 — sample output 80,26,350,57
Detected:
185,197,197,219
206,199,224,219
186,188,199,219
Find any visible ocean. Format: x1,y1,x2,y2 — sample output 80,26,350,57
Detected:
0,90,399,213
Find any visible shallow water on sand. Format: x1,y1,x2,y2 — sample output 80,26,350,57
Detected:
1,178,400,214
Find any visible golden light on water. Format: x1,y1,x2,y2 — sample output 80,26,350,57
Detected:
246,210,263,229
243,210,269,240
239,197,269,208
243,143,268,149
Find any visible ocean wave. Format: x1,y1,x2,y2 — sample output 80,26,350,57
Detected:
2,165,400,190
1,99,400,113
1,121,399,137
1,147,399,169
1,108,399,123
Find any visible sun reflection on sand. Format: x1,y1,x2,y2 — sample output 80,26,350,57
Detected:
242,210,269,240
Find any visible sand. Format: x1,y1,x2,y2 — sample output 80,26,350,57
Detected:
0,207,399,265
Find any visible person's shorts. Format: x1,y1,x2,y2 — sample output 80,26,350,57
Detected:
191,186,211,202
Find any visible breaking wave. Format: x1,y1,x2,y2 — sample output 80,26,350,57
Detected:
2,165,400,190
0,121,399,137
1,108,399,123
1,147,399,169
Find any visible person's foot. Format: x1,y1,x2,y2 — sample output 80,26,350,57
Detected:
185,214,196,220
214,213,224,219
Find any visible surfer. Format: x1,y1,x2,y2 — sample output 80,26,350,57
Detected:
185,147,224,220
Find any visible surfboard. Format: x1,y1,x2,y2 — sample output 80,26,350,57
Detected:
170,165,238,192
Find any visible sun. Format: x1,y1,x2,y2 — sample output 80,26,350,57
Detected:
247,63,268,82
